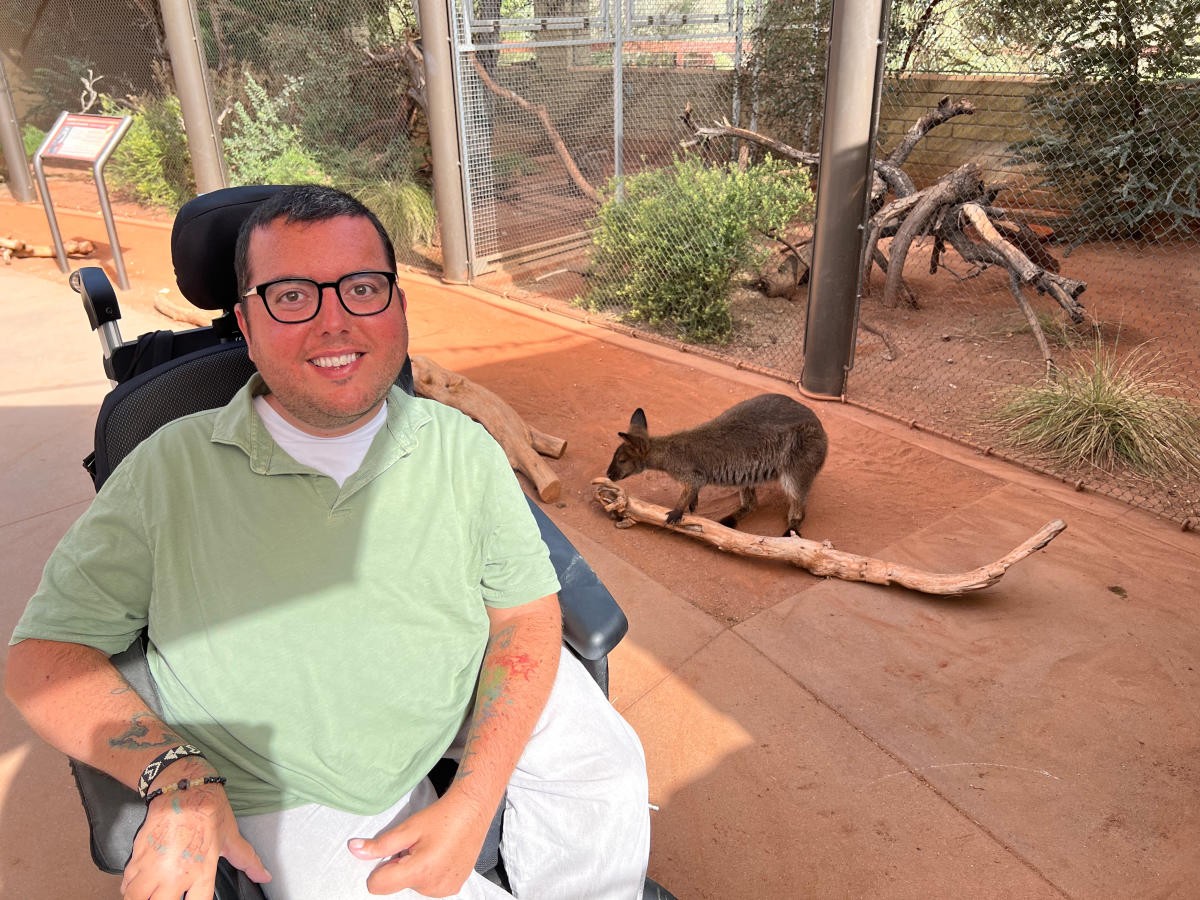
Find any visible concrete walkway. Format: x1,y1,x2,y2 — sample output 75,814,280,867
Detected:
1,203,1198,899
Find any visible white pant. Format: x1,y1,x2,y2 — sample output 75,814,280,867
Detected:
236,647,650,899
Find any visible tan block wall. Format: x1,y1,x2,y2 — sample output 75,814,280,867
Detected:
878,73,1060,210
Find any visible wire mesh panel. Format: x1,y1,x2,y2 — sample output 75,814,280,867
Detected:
846,7,1200,526
450,0,615,267
453,0,804,366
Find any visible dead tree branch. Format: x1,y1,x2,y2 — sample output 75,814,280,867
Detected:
412,355,565,502
591,479,1066,596
886,96,976,171
681,97,1087,366
470,57,602,205
883,163,984,308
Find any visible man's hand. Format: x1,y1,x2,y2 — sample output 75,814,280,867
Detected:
120,768,270,900
348,790,494,897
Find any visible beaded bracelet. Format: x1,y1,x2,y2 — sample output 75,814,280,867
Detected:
144,775,227,805
137,744,208,799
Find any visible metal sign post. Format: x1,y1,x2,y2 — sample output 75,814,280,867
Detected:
33,112,133,289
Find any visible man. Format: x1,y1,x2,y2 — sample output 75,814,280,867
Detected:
6,186,649,899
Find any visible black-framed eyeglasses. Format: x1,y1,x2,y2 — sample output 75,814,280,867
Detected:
242,270,400,324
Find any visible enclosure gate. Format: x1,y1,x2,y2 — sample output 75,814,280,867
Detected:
444,0,757,278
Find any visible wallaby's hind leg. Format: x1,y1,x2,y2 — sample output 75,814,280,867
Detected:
718,487,758,529
667,484,701,525
781,472,814,537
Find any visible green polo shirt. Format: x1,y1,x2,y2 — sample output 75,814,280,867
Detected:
12,377,560,815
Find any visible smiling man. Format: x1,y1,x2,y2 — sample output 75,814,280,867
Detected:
6,186,650,900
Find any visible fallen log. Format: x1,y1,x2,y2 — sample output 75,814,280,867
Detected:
591,478,1066,595
412,355,565,502
1,236,94,262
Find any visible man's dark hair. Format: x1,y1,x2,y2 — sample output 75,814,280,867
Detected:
234,185,397,296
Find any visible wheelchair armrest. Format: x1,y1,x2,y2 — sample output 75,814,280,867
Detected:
524,498,628,662
70,638,162,875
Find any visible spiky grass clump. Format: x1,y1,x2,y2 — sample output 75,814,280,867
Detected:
994,344,1200,476
350,179,437,256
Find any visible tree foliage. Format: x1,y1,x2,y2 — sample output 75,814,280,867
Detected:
200,0,424,183
222,73,329,186
748,0,830,151
1001,0,1200,244
748,0,1012,150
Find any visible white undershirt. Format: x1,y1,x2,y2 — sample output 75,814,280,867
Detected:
253,395,388,487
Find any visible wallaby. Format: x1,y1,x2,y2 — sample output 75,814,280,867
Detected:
605,393,828,537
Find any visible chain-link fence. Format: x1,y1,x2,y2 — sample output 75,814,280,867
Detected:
466,0,1200,526
4,0,1197,525
850,8,1200,526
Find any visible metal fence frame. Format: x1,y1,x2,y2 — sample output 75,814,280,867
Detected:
444,0,757,277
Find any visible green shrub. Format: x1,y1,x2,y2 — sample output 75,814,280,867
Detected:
99,94,195,211
585,156,813,342
992,343,1200,476
23,125,46,158
223,73,328,187
350,179,437,258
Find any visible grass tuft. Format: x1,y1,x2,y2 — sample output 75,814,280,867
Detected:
350,179,437,257
992,343,1200,476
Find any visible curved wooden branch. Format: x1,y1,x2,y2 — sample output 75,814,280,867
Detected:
470,57,602,205
858,317,899,361
591,479,1066,596
862,191,925,295
874,159,916,200
960,203,1043,284
685,120,821,167
886,96,976,169
883,163,984,308
412,355,565,502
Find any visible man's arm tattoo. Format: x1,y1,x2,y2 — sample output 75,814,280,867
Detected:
108,711,186,750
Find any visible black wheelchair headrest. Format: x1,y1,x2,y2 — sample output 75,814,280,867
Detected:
171,185,284,311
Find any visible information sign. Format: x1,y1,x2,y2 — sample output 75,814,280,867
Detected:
34,111,133,289
40,114,126,162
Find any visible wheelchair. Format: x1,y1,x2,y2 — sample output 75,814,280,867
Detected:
67,185,672,899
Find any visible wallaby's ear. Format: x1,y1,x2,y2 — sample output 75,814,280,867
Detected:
629,408,648,432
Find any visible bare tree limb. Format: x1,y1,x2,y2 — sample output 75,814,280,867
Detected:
591,479,1066,595
470,57,602,205
960,203,1041,283
884,163,984,308
886,96,976,170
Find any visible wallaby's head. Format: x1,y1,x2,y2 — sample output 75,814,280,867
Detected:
606,408,650,481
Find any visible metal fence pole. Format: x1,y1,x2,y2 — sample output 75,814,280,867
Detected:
0,56,36,202
418,0,470,283
612,0,625,191
800,0,891,397
159,0,227,193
